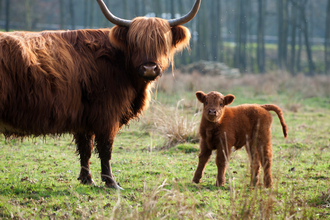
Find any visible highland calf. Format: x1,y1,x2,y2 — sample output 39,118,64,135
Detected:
192,91,288,188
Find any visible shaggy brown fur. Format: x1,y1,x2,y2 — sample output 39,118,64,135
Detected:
0,17,191,188
192,91,288,188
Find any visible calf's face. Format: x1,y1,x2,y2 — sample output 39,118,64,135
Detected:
196,91,235,122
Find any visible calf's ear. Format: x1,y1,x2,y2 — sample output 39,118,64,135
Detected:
171,25,191,52
196,91,206,103
224,94,235,106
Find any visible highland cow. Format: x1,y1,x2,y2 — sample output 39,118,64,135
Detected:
0,0,201,189
192,91,288,188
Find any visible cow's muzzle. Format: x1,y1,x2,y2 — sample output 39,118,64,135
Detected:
139,63,162,81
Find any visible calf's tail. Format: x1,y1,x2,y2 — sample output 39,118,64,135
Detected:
261,104,288,138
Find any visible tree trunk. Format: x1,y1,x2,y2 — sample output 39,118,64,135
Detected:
211,0,218,61
5,0,10,31
141,0,146,16
277,0,288,70
90,0,94,28
257,0,266,73
300,0,314,75
84,0,88,28
155,0,162,18
235,0,247,73
69,0,75,29
296,16,302,73
290,0,298,75
325,0,330,74
170,0,175,19
59,0,64,29
217,0,223,62
134,0,139,17
123,0,128,19
25,0,32,31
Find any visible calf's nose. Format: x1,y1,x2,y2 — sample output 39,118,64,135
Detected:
208,109,217,116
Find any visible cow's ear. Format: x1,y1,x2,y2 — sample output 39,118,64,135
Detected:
171,25,191,52
109,26,128,51
196,91,206,103
224,94,235,106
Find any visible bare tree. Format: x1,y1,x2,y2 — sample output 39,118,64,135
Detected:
59,0,64,29
69,0,75,29
300,0,314,75
211,0,222,62
170,0,175,18
134,0,139,17
277,0,289,70
90,0,95,28
141,0,146,16
290,0,298,75
5,0,10,31
84,0,88,28
325,0,330,74
234,0,248,73
123,0,128,19
257,0,266,73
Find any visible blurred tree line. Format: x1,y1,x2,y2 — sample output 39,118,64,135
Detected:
1,0,330,75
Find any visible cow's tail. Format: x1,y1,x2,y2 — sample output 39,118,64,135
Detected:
261,104,288,138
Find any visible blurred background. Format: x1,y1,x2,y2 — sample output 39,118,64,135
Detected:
1,0,329,76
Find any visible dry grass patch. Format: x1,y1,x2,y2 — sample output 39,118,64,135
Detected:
157,71,330,100
143,100,200,148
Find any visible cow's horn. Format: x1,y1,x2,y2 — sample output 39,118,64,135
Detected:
96,0,131,27
168,0,201,27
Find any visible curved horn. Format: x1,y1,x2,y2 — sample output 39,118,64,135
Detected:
168,0,201,27
96,0,131,27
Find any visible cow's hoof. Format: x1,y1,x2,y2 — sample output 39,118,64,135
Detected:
105,182,124,190
78,176,95,186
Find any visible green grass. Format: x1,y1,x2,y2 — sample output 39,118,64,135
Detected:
1,73,330,219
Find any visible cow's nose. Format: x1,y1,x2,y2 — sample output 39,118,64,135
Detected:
139,64,161,80
208,109,216,116
142,64,158,76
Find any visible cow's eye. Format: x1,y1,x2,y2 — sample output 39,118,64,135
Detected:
205,102,208,105
220,103,223,107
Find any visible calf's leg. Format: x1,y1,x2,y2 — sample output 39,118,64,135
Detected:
215,144,232,187
257,131,273,188
192,139,212,183
74,133,95,185
246,140,261,187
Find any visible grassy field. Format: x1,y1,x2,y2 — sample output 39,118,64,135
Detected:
0,71,330,219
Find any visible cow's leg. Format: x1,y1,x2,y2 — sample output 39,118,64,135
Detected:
95,135,123,190
192,139,212,183
74,133,95,185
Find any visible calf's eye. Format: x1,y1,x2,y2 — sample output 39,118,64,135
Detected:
205,102,208,105
220,103,223,106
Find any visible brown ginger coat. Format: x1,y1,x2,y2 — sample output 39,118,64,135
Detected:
192,91,288,188
0,17,191,189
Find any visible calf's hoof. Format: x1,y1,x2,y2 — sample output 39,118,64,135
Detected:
215,181,224,187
